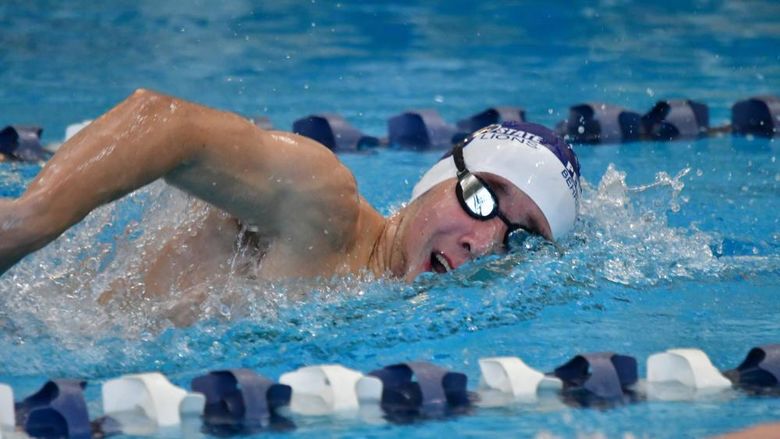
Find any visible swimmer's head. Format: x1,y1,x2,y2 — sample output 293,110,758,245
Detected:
396,121,581,280
411,121,581,240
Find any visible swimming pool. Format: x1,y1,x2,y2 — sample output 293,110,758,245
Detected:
1,1,779,437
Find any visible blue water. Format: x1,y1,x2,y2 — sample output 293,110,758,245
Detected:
1,1,779,437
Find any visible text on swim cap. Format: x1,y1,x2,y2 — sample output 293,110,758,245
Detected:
561,163,580,203
475,126,542,149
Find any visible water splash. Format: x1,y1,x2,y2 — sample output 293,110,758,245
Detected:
0,164,776,377
575,164,722,287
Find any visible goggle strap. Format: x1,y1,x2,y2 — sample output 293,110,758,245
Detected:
452,144,467,175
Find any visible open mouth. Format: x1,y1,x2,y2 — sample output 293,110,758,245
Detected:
430,251,453,274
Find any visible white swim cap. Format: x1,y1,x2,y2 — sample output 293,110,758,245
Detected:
410,122,581,240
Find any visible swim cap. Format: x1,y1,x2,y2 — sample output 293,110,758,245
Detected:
410,121,581,240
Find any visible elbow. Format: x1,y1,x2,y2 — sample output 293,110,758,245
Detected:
128,88,180,113
127,88,189,131
131,87,163,100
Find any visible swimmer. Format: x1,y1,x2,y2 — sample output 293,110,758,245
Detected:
0,89,580,290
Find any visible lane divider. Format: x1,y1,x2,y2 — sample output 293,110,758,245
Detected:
731,96,780,138
557,103,642,144
477,356,561,401
368,362,470,418
2,94,777,162
191,369,291,429
279,364,381,415
102,372,204,428
553,352,638,405
64,120,92,142
292,114,379,152
724,344,780,393
456,106,526,135
647,348,732,389
0,384,13,438
641,99,710,140
387,110,458,150
15,380,90,439
0,126,51,162
0,344,778,436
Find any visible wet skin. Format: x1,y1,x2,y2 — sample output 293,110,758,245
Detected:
0,89,551,293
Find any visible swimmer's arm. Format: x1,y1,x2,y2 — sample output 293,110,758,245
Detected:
714,423,780,439
0,88,356,274
1,89,199,273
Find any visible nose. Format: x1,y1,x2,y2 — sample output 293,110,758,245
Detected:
458,220,505,258
458,238,473,255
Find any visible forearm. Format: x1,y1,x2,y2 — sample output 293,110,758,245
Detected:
24,89,196,226
0,89,197,273
0,198,45,273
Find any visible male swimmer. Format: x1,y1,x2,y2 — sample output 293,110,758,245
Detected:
0,89,581,291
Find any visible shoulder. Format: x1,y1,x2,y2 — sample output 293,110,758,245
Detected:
276,139,361,244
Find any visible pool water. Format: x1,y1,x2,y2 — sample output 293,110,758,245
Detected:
1,1,779,437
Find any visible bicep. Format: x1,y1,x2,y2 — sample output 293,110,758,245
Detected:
165,112,359,240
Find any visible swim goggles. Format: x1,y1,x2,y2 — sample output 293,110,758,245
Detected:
452,139,533,250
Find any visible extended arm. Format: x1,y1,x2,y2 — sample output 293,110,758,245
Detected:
0,89,359,274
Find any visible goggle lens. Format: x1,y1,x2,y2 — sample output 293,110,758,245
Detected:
453,141,538,253
459,174,498,218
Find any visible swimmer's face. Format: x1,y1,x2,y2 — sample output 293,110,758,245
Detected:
401,174,551,280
